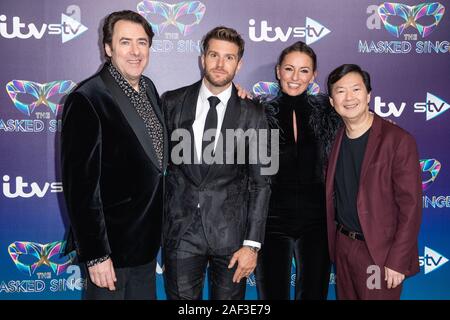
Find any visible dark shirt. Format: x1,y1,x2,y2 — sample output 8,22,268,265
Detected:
265,92,326,235
334,129,371,234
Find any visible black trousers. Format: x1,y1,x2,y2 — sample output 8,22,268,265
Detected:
255,224,330,300
163,211,246,300
84,259,157,300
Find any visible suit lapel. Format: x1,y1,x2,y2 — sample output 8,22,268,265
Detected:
359,114,382,183
179,81,201,132
100,65,161,171
220,85,241,138
326,127,344,200
178,81,202,186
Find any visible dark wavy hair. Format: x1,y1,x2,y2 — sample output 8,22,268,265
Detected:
327,64,372,94
277,41,317,72
201,26,245,60
102,10,154,61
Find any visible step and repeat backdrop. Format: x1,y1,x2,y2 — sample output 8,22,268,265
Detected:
0,0,449,299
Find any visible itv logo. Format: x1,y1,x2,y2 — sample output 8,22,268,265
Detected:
249,17,331,45
373,96,406,117
374,93,449,120
2,175,63,198
0,5,88,43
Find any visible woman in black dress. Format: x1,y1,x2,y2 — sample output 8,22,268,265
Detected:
256,41,341,300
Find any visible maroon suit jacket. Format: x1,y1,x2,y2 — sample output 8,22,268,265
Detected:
325,114,422,277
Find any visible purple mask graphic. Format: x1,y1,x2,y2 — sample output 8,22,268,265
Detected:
8,241,76,276
6,80,76,116
137,1,206,36
378,2,445,38
420,159,441,191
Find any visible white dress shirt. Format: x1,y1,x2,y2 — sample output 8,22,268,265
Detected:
193,80,261,250
193,80,231,162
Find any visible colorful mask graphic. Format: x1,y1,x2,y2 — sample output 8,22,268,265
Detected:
420,158,441,191
137,1,206,36
252,82,280,100
307,82,320,95
6,80,76,116
8,241,76,276
378,2,445,38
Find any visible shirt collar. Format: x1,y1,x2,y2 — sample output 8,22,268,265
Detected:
108,62,146,96
199,79,233,107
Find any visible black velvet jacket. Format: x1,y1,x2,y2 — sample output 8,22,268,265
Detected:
162,81,271,253
262,92,342,234
61,65,168,267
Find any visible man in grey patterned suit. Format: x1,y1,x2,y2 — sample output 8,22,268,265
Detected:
162,26,271,300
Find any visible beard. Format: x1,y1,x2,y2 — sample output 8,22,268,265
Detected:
204,68,235,88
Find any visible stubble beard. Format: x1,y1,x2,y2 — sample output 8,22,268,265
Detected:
204,68,235,88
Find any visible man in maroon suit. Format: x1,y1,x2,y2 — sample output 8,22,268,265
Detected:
325,64,422,299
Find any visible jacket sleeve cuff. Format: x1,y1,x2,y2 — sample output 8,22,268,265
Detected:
86,254,110,268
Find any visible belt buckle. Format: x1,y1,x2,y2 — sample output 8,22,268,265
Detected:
348,231,357,240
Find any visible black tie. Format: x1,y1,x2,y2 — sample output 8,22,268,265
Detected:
201,96,220,173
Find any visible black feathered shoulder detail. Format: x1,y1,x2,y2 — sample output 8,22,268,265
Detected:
308,93,343,165
254,94,281,131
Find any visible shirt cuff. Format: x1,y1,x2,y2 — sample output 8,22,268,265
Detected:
243,240,261,249
86,254,110,268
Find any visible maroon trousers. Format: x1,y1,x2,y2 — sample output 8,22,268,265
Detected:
335,229,402,300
